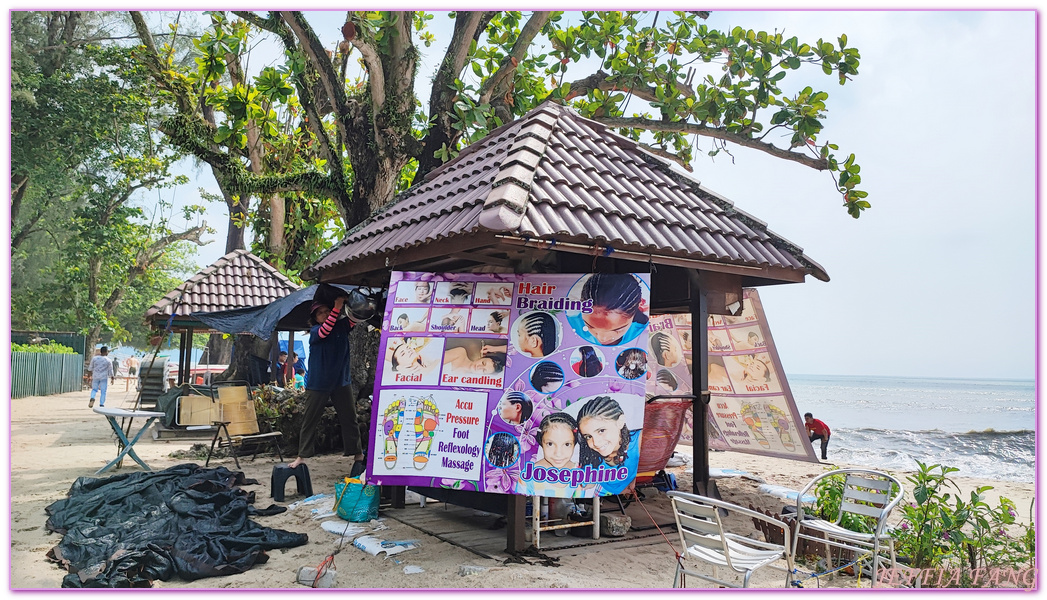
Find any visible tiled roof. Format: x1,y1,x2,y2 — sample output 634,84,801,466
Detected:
306,101,827,282
145,249,300,322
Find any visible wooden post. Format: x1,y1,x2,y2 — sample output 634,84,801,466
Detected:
688,270,718,499
506,494,528,552
185,326,194,384
287,331,296,386
178,330,188,386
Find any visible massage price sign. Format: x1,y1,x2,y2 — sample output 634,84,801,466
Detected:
366,271,651,498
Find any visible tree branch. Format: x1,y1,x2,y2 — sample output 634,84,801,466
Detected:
428,12,490,121
156,115,340,199
593,116,830,171
12,207,46,249
143,224,209,260
129,11,194,114
414,12,494,178
113,177,163,207
281,11,350,129
565,69,695,104
478,11,553,105
232,10,281,32
344,14,387,110
11,174,29,223
637,142,693,172
239,12,343,170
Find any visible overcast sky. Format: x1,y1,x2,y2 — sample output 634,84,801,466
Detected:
95,10,1039,381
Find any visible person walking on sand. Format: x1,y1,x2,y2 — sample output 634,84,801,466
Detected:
288,296,366,477
88,346,115,408
804,412,831,460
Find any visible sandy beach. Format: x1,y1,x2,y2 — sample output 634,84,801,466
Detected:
10,387,1034,590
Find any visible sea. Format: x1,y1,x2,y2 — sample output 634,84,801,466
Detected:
787,375,1036,483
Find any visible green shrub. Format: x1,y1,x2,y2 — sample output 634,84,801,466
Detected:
13,341,76,354
893,461,1036,587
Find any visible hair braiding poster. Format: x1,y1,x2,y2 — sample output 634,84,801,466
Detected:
368,271,651,497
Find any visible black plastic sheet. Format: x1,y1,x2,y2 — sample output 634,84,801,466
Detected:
44,464,307,587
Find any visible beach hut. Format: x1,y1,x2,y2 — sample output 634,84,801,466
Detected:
144,249,300,389
304,101,828,550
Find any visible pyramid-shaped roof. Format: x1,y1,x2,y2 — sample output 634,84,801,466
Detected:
305,101,827,284
145,249,300,326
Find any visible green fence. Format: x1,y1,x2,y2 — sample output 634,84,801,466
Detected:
11,352,85,398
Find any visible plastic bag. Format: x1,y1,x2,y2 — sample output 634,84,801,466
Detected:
335,477,380,523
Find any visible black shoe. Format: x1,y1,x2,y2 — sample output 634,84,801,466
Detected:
88,398,95,408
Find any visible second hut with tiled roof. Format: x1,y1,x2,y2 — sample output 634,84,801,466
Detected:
146,249,300,329
144,249,299,389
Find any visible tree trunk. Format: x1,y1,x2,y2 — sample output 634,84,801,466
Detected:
215,176,248,254
83,326,102,373
215,334,274,384
205,333,233,365
346,151,407,228
11,173,28,223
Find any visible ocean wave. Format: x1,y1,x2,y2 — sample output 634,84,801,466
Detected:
844,427,1034,436
830,428,1034,483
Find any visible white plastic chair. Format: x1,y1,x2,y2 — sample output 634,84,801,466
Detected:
668,491,794,588
792,469,904,587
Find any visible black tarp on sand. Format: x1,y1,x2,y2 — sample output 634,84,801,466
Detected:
44,464,307,587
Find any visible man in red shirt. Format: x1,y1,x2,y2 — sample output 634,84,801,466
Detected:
804,412,831,460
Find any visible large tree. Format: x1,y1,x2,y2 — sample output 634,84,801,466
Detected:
129,9,869,250
10,12,212,357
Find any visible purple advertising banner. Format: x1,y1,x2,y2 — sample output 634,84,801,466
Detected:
663,289,817,462
366,272,651,497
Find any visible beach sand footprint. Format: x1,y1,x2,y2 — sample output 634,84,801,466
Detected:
382,397,406,468
413,396,440,469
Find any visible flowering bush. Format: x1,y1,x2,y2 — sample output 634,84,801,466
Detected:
893,460,1035,587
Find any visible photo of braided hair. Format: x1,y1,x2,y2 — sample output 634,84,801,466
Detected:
501,390,534,422
536,412,581,448
516,311,559,357
656,368,679,391
650,331,674,366
530,361,565,393
486,432,520,468
576,396,631,468
581,274,650,325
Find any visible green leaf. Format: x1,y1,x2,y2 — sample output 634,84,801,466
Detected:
914,485,928,504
